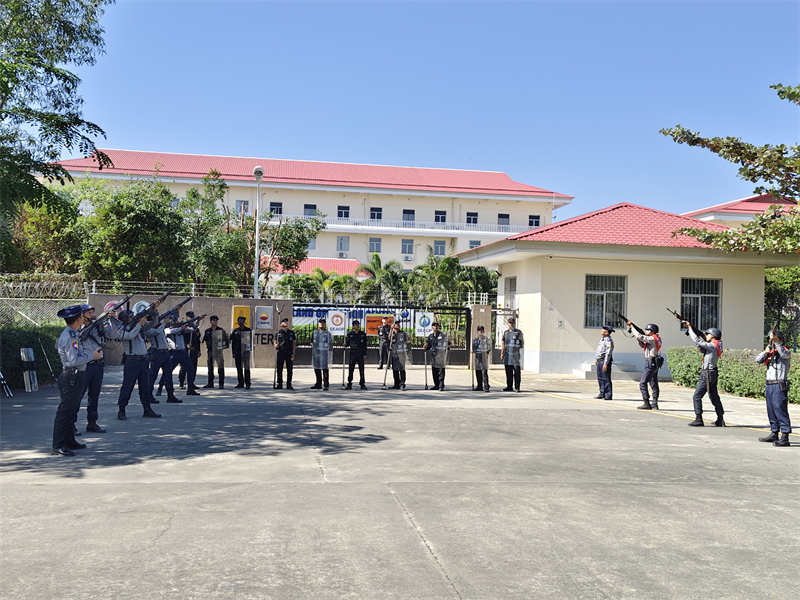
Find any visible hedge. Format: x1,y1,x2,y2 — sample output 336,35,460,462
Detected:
667,345,799,404
0,324,64,390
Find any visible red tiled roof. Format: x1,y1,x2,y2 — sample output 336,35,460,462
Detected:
509,203,730,248
270,258,363,277
59,149,572,199
682,194,797,217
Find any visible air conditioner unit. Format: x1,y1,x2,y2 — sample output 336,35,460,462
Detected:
403,255,413,262
337,252,347,259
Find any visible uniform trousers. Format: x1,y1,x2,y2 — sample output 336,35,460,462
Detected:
348,355,365,385
118,356,154,408
276,353,293,385
392,369,406,388
167,349,195,390
149,350,174,395
179,349,199,387
74,360,104,424
505,364,521,390
766,382,792,433
314,369,330,388
596,361,612,399
54,371,84,450
207,353,225,386
693,369,723,417
379,341,390,367
432,367,446,390
639,360,660,402
234,353,251,387
475,369,489,391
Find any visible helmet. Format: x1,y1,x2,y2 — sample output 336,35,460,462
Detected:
118,309,135,323
772,329,785,341
645,323,659,334
705,327,721,340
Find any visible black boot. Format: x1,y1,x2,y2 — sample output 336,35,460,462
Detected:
714,416,725,427
759,431,779,442
86,422,106,433
774,433,790,447
117,408,127,421
637,402,652,410
166,392,182,403
186,388,200,396
143,406,161,418
688,416,704,426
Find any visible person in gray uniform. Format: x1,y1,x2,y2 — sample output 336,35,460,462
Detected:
501,317,524,392
74,303,115,433
390,322,411,390
202,316,228,388
594,325,614,400
52,305,102,456
756,329,792,447
116,309,161,420
178,311,201,391
685,322,724,427
311,318,334,390
146,311,180,403
425,322,450,391
628,321,662,410
472,325,491,392
165,316,200,397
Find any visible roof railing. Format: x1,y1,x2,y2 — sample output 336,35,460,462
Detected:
266,214,530,234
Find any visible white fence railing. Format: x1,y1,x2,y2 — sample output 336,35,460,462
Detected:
268,214,530,235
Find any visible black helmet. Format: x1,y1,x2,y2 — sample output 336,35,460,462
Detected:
119,309,134,323
772,329,785,341
645,323,659,334
705,327,722,340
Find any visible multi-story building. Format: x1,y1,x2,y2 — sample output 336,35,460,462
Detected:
59,149,573,267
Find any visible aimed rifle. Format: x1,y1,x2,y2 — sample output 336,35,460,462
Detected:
80,294,134,342
157,296,193,324
172,313,206,329
617,312,645,336
126,289,173,330
666,308,706,340
767,319,781,351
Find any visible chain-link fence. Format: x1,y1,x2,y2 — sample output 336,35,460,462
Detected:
0,298,87,326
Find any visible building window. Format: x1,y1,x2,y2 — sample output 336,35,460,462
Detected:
338,205,349,219
469,240,481,249
403,209,415,222
504,276,517,310
369,237,382,253
308,237,316,250
498,213,510,226
304,204,317,216
269,201,282,215
529,215,541,228
466,212,478,225
435,210,447,223
235,200,249,215
401,239,414,254
433,240,446,256
370,207,382,220
337,236,350,252
681,278,721,331
584,275,627,329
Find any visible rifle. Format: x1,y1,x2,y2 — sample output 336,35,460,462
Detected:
617,312,645,336
666,308,706,340
80,294,134,341
157,296,193,324
767,319,781,351
126,289,173,330
171,313,206,329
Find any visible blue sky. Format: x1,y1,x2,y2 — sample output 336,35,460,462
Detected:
70,0,799,220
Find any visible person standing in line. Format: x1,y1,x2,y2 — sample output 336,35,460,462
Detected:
179,311,202,391
756,329,792,447
345,319,368,390
594,325,614,400
311,318,334,390
74,303,114,434
472,325,491,392
425,322,451,391
115,309,161,421
202,315,228,389
146,311,181,403
627,321,662,410
501,317,524,392
377,316,391,370
165,316,200,397
274,318,295,390
52,305,101,456
390,321,411,390
685,323,724,427
231,316,252,389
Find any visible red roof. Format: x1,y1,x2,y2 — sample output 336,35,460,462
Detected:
270,258,363,277
682,194,797,217
509,203,730,248
59,149,572,200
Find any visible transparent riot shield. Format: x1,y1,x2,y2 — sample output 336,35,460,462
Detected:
391,332,412,370
503,329,523,367
473,336,491,371
241,330,252,367
212,329,226,362
430,332,450,369
312,330,334,369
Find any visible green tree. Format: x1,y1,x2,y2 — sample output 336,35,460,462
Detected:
178,170,228,287
357,253,406,304
13,190,84,273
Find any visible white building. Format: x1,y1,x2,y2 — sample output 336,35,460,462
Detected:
681,193,797,228
58,149,573,268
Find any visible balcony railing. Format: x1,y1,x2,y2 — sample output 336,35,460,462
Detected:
266,214,531,235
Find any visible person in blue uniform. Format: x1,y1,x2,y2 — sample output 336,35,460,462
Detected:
345,320,368,390
756,329,792,447
116,308,161,420
594,325,614,400
685,323,724,427
74,303,116,433
146,310,180,403
52,305,102,456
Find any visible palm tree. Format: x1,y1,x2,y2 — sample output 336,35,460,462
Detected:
357,253,406,304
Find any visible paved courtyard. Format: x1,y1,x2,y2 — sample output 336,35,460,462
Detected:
1,366,798,599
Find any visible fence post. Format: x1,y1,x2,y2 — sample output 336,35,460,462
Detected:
192,282,196,297
92,280,96,294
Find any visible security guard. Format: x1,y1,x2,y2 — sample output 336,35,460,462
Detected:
594,325,614,400
178,311,202,391
311,318,334,390
628,321,662,410
345,319,368,390
202,316,229,388
116,308,162,420
274,317,295,389
756,329,792,446
74,303,115,433
146,311,180,403
165,315,200,397
52,305,101,456
425,322,451,391
501,317,524,392
686,322,724,427
377,317,391,369
472,325,491,392
231,316,252,389
390,321,411,390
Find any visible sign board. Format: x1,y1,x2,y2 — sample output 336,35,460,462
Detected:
327,310,347,334
415,312,435,337
366,315,393,336
254,305,274,330
232,305,250,328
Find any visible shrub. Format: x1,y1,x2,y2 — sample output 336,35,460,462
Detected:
0,324,63,390
667,345,799,404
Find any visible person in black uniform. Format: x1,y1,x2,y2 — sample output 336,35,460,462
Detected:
231,316,252,389
345,319,368,390
274,318,295,389
377,317,391,369
178,311,202,391
424,322,451,391
201,315,228,388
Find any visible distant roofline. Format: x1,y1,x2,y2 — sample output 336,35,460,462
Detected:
681,193,796,217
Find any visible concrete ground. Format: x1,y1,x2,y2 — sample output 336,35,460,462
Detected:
1,366,798,600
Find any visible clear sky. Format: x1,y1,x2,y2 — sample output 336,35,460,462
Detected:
69,0,799,221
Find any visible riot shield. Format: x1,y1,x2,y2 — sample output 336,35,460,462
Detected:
312,331,334,369
391,332,412,370
503,329,523,367
241,330,252,366
212,329,226,362
473,336,491,371
430,332,450,369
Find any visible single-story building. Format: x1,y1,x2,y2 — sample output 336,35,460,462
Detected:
456,203,799,375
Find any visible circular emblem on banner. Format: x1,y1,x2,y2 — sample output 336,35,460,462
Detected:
258,310,270,324
400,309,410,320
133,301,149,315
104,301,119,312
331,313,344,327
419,315,431,328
